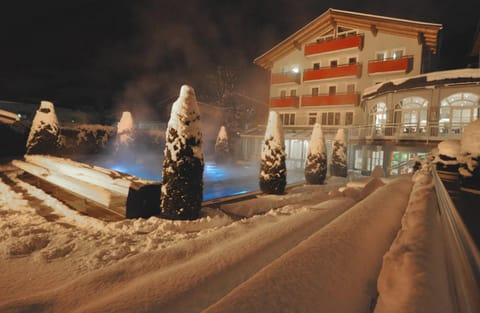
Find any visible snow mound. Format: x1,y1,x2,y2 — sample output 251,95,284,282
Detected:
204,177,413,313
375,171,453,313
437,139,461,158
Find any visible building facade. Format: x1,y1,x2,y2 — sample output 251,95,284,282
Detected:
240,9,480,175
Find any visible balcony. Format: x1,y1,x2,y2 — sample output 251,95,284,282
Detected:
271,72,300,85
269,96,299,108
301,93,360,107
368,56,413,74
304,34,363,56
303,63,361,82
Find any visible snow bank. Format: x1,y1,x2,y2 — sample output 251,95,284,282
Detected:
204,176,413,313
374,171,453,313
0,195,356,313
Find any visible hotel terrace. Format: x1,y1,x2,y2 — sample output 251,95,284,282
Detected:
239,8,480,176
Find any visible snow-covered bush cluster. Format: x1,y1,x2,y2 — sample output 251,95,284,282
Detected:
61,124,115,156
431,119,480,192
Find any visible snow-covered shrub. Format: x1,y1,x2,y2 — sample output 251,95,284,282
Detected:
329,128,347,177
60,124,115,156
434,139,461,182
160,85,204,220
458,119,480,193
26,101,61,155
214,125,230,164
305,123,327,184
259,111,286,194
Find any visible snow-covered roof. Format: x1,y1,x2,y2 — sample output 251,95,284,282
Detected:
254,8,442,69
362,69,480,99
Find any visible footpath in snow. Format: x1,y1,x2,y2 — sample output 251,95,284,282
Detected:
0,163,452,313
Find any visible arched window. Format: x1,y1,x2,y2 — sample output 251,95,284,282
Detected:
440,92,479,134
395,96,429,133
369,102,387,134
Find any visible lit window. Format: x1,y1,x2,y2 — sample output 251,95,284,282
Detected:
392,49,404,59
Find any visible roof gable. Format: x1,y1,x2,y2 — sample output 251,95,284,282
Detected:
254,8,443,69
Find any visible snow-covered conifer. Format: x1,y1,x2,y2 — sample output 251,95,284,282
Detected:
116,111,135,148
329,128,348,177
26,100,61,155
214,125,229,164
160,85,204,220
305,123,327,184
259,111,286,194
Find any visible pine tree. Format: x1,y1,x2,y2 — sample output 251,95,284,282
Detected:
160,85,204,220
26,100,61,155
214,125,230,164
330,128,348,177
305,123,327,184
259,111,286,194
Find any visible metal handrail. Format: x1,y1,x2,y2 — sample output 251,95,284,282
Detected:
432,168,480,313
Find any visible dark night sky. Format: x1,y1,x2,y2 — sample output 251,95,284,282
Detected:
0,0,479,120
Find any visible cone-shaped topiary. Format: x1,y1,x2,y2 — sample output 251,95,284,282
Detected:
160,85,204,220
330,128,348,177
214,125,230,164
259,111,286,194
116,111,135,148
305,123,327,184
26,100,61,155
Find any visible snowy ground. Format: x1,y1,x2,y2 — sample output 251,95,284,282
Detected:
0,162,452,313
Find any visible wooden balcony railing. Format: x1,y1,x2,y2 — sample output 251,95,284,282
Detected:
271,72,300,84
301,93,360,107
368,56,413,74
303,63,361,81
269,96,299,108
304,34,363,56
